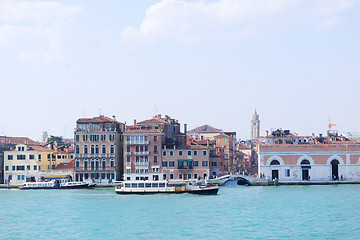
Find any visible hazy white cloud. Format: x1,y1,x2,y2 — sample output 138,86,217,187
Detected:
120,0,357,43
0,0,85,62
0,0,84,25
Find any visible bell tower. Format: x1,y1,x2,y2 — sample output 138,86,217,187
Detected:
251,110,260,140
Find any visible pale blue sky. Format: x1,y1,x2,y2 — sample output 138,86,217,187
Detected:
1,0,359,141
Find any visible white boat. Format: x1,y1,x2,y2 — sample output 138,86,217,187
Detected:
19,179,96,190
115,180,219,195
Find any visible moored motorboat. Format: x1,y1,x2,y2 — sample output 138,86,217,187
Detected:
19,179,96,190
115,180,219,195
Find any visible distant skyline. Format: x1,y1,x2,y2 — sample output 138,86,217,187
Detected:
1,0,360,141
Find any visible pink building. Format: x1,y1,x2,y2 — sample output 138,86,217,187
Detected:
258,144,360,181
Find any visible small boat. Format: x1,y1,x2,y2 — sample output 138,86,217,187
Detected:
19,179,96,190
115,180,219,195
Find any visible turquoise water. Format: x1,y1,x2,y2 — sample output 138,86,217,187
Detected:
1,185,360,239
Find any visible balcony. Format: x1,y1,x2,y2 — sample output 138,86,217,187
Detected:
109,153,115,158
178,166,193,170
100,153,107,158
126,162,131,166
75,153,81,158
135,151,149,156
82,154,90,158
126,152,131,156
126,140,149,145
135,161,149,166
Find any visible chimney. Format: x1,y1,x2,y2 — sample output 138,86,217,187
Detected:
184,124,187,146
112,115,116,121
134,119,137,126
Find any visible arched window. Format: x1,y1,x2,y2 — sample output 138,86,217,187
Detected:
110,145,114,154
84,145,88,154
301,160,310,165
331,159,340,165
95,145,99,154
102,145,106,154
76,145,80,154
91,145,95,154
270,160,280,165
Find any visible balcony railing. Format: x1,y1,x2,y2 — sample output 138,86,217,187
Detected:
109,153,115,158
100,153,107,158
126,140,149,145
135,161,149,166
135,151,149,156
126,162,131,166
126,152,131,156
178,166,193,170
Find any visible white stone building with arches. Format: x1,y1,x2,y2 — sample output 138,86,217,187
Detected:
257,144,360,181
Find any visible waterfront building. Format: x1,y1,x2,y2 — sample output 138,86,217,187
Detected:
0,136,38,183
258,142,360,181
123,114,186,181
251,110,260,140
74,115,125,182
41,160,75,180
3,143,46,185
161,145,213,180
188,124,223,141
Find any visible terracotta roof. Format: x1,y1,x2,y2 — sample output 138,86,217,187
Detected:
214,133,230,138
55,160,74,170
125,130,163,133
77,115,118,123
188,125,222,133
28,145,52,152
0,136,38,145
137,118,167,125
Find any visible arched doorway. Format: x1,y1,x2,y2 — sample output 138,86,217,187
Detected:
331,160,339,180
270,160,280,180
301,160,311,180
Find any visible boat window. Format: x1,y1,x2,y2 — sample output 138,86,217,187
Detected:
159,183,165,188
125,183,131,188
152,183,159,188
131,183,138,188
138,183,145,188
145,183,151,188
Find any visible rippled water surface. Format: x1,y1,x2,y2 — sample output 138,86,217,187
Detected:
1,185,360,239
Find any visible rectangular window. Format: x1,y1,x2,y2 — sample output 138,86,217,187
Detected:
170,174,174,179
179,151,183,156
169,161,175,167
194,173,198,179
170,151,173,156
285,169,290,177
188,174,191,179
203,150,207,156
126,169,131,173
212,162,217,167
17,155,26,160
83,135,88,141
224,138,227,142
154,136,158,142
8,155,13,160
194,151,197,156
154,145,158,154
75,135,80,141
162,161,168,167
5,166,9,171
154,156,158,164
38,154,41,160
16,166,25,171
179,174,183,179
109,135,115,141
92,123,100,130
193,161,198,167
187,151,191,156
202,161,208,167
27,165,30,170
12,166,15,171
163,151,166,156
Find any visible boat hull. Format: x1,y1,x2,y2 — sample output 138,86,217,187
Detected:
115,187,219,195
19,184,96,190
